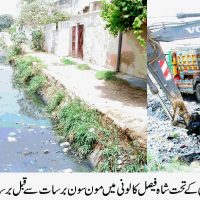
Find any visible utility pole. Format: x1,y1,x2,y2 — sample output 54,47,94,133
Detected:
116,32,123,72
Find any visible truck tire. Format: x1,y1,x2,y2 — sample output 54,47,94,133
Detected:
195,83,200,102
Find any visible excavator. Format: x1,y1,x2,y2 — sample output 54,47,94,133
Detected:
147,13,200,135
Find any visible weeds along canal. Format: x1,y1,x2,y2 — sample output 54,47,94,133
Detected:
0,63,92,172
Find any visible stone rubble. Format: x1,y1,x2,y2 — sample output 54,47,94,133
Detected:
148,87,200,163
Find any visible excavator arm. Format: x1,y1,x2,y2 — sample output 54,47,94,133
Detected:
147,32,190,127
148,13,200,134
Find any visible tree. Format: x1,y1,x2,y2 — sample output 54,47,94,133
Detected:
101,0,146,47
18,0,69,27
0,14,14,32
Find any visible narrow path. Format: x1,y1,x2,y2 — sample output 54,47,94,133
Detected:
31,52,147,147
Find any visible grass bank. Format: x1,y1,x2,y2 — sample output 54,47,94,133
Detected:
12,55,147,172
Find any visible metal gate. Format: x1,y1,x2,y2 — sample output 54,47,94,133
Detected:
72,26,76,57
78,24,84,59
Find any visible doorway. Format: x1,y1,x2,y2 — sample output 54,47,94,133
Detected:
77,24,84,59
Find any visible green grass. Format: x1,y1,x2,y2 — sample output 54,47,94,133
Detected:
47,91,65,113
76,64,90,70
55,99,146,172
14,55,46,95
27,75,46,94
61,58,76,65
96,70,117,81
14,56,44,84
56,100,100,156
98,141,120,172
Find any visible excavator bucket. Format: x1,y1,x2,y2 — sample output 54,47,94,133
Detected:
188,112,200,135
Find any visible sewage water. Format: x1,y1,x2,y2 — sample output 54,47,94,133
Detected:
0,63,92,172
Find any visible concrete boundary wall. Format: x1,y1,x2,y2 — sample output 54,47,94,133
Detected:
42,12,146,78
43,24,57,53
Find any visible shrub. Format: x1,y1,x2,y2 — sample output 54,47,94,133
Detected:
31,28,44,50
99,143,120,172
77,64,90,70
101,0,146,47
95,70,117,80
14,56,43,84
7,31,27,61
61,58,76,65
27,75,46,94
57,100,100,157
47,91,65,112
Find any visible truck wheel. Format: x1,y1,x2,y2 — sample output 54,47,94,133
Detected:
195,83,200,102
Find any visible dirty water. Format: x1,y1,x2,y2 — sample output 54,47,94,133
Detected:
0,63,92,172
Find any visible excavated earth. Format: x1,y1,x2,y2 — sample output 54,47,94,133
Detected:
148,87,200,164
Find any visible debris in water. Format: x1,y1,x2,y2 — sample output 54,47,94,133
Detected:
44,149,50,154
17,129,22,133
63,148,69,154
60,142,70,148
24,151,33,156
7,137,17,143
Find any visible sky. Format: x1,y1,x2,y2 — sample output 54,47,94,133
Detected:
148,0,200,25
0,0,19,17
148,0,200,51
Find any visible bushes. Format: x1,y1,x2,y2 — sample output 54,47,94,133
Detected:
57,100,99,156
15,56,43,83
14,55,46,94
101,0,146,47
61,58,76,65
98,141,120,172
47,91,65,113
31,29,44,50
77,64,90,70
7,31,27,62
96,70,117,80
27,75,46,94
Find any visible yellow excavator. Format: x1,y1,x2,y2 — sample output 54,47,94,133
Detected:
147,12,200,135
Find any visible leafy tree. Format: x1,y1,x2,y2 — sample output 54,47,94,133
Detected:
18,0,69,27
0,14,14,32
101,0,146,47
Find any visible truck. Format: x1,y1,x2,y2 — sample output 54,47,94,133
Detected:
147,12,200,135
167,47,200,101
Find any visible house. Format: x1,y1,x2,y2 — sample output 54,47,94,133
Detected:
43,0,146,78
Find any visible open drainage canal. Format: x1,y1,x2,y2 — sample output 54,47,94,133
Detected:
0,62,92,172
